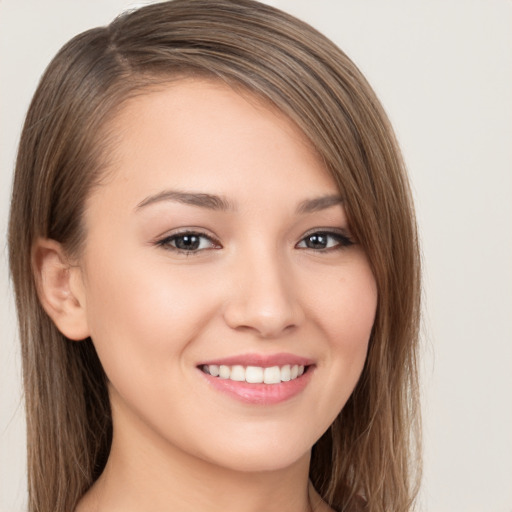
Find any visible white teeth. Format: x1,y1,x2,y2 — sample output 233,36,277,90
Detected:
246,366,264,383
263,366,281,384
230,365,245,381
280,364,291,382
219,365,230,379
203,364,306,384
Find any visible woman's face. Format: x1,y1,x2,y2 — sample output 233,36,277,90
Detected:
75,79,377,473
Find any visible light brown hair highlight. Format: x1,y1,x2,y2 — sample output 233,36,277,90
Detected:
8,1,421,511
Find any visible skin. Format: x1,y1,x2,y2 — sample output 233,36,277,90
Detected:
40,79,377,512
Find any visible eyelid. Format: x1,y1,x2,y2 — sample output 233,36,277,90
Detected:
155,228,222,253
300,226,352,239
152,226,354,254
296,228,354,250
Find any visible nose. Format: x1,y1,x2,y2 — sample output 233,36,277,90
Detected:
222,249,304,339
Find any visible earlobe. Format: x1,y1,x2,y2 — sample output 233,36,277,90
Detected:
32,238,90,341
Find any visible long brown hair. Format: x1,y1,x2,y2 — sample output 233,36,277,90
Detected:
8,1,421,511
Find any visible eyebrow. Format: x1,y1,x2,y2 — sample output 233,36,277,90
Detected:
136,190,235,211
136,189,343,214
296,194,344,214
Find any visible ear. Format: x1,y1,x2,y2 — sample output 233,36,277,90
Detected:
32,238,90,341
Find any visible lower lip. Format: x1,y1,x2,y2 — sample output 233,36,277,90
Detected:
199,367,314,405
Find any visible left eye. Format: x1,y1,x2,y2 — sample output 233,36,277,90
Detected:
157,232,218,252
296,231,353,250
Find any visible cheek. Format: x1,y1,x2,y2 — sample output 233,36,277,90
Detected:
311,258,377,350
338,272,377,369
308,259,377,408
81,252,218,378
338,278,377,352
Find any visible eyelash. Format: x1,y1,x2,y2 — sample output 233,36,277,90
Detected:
155,230,220,254
155,229,354,255
296,230,354,251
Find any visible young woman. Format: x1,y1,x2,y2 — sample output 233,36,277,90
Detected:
8,1,421,511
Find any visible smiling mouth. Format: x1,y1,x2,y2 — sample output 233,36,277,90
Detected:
200,364,308,384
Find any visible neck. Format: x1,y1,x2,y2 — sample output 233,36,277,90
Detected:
77,402,313,512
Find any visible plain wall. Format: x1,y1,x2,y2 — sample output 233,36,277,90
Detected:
1,1,511,511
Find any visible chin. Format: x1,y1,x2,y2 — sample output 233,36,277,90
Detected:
206,446,310,474
191,427,317,474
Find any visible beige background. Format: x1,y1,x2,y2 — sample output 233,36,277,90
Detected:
1,1,511,511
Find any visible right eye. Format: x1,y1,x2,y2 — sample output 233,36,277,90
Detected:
156,231,220,253
296,230,354,252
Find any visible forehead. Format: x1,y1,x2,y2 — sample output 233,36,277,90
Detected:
89,78,338,213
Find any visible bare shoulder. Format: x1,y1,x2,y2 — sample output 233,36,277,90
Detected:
316,501,336,512
73,479,102,512
308,482,336,512
308,482,368,512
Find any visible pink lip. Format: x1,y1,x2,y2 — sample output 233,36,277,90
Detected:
198,352,314,368
197,353,315,405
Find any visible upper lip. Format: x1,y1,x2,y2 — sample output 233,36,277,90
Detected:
198,353,314,368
